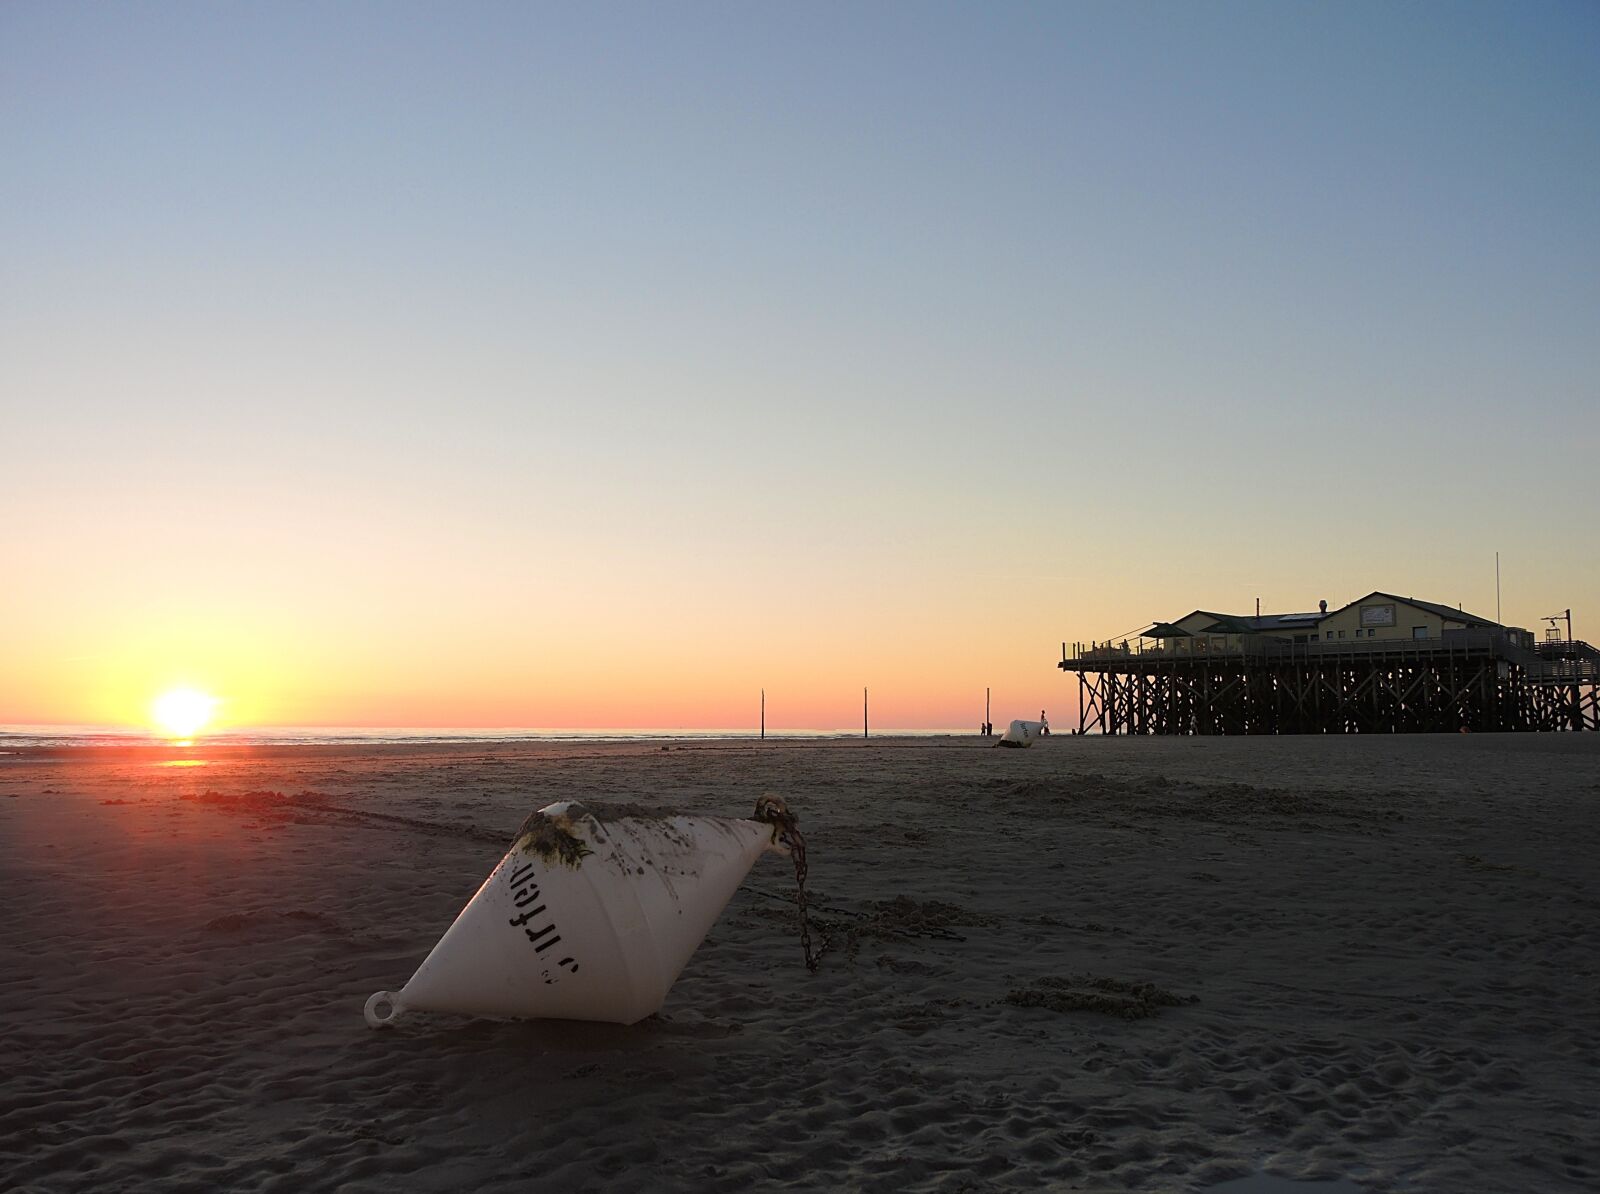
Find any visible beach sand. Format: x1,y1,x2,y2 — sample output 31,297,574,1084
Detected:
2,734,1596,1192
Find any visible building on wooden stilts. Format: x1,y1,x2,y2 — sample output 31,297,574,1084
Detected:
1061,590,1598,735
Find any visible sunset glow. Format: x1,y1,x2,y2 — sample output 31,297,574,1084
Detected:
151,689,218,741
0,6,1593,735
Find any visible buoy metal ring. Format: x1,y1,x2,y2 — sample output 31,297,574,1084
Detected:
364,990,403,1029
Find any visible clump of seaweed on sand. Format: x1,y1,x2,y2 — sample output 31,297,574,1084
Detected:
857,895,996,942
1004,974,1198,1020
1457,852,1538,876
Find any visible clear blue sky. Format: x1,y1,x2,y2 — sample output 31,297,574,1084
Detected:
3,2,1596,727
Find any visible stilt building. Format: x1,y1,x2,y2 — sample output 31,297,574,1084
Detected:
1061,591,1598,735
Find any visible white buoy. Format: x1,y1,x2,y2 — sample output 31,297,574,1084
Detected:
996,719,1045,748
365,799,794,1028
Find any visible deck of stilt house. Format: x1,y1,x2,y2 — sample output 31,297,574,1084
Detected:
1060,593,1599,735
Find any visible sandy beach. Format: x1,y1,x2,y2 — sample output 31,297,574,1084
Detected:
2,734,1597,1192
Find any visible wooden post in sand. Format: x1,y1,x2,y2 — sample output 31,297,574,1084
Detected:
863,687,869,739
760,689,765,740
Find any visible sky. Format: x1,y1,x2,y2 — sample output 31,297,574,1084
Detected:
3,1,1596,732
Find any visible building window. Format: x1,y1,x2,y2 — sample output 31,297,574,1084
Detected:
1412,626,1428,640
1326,631,1335,641
1367,628,1376,638
1338,630,1346,639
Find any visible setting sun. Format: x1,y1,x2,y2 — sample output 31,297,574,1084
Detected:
151,688,218,740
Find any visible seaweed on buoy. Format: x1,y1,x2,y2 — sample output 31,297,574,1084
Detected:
512,809,592,867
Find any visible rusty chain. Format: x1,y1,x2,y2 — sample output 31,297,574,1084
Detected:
753,795,828,972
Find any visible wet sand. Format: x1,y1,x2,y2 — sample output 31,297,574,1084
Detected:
2,734,1597,1192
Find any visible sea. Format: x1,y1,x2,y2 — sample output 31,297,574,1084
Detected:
0,725,971,750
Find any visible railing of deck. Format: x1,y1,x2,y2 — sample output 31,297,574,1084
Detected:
1060,629,1547,667
1534,640,1600,681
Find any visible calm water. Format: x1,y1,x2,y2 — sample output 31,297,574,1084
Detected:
0,725,969,750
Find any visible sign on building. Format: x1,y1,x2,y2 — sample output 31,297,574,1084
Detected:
1360,603,1397,628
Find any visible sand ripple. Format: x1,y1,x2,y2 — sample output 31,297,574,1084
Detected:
2,735,1597,1191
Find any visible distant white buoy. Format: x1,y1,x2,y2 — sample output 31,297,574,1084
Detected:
997,719,1045,748
365,799,794,1028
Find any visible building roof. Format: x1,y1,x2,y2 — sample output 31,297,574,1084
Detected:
1195,611,1254,634
1150,609,1326,636
1338,591,1500,628
1241,612,1323,630
1143,594,1499,639
1158,609,1262,635
1144,621,1190,638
